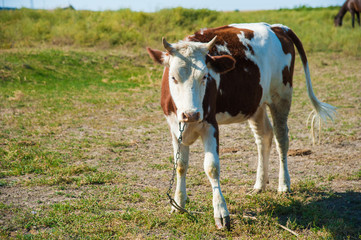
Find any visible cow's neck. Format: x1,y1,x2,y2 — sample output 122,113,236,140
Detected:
336,1,349,19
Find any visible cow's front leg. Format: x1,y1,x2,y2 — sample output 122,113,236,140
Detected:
170,134,189,213
201,123,230,230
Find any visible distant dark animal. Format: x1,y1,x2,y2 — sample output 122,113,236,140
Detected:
334,0,361,27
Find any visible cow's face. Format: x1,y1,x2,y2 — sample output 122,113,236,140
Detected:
147,37,235,123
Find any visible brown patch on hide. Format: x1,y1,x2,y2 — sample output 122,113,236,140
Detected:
177,166,186,175
160,67,177,116
271,27,295,87
189,25,255,56
283,28,308,67
202,75,220,154
188,25,263,118
213,123,219,154
282,66,293,88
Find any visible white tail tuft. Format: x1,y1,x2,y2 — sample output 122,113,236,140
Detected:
286,28,337,145
304,63,337,144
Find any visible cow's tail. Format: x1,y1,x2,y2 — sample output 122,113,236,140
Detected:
286,28,337,144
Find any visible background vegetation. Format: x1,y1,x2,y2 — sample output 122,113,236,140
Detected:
1,6,361,55
0,6,360,239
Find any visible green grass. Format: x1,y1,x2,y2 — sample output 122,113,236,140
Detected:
1,183,359,239
1,6,361,240
1,7,361,55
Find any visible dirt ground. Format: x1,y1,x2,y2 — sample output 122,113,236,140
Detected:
1,112,360,214
1,52,360,238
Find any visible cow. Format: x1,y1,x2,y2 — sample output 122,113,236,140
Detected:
146,23,336,230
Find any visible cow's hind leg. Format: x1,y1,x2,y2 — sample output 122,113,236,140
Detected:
269,95,292,193
248,105,273,193
170,133,189,213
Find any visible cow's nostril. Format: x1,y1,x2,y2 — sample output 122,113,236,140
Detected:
182,112,188,120
181,112,200,122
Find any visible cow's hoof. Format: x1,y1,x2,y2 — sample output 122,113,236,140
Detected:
277,188,291,194
278,185,291,193
170,208,185,214
170,207,183,214
215,215,231,230
247,188,263,195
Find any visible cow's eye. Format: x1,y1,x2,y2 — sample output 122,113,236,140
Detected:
200,75,207,86
201,75,207,83
171,76,178,84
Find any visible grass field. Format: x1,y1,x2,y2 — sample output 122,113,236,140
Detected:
1,7,361,239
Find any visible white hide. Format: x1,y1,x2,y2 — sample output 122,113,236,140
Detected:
216,42,231,55
201,124,229,219
230,23,293,106
166,111,230,222
216,112,248,124
161,23,336,228
163,21,298,125
209,23,293,125
228,23,294,192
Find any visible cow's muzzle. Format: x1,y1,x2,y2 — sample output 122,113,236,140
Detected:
180,111,201,123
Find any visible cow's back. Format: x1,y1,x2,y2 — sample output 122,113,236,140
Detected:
187,23,295,123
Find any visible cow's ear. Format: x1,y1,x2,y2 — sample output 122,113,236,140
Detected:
146,47,168,65
206,54,236,74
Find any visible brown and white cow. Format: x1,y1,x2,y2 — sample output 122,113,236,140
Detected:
147,23,336,230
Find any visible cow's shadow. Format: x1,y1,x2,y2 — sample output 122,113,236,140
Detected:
273,191,361,239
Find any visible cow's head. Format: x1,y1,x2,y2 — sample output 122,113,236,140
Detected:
147,37,235,123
